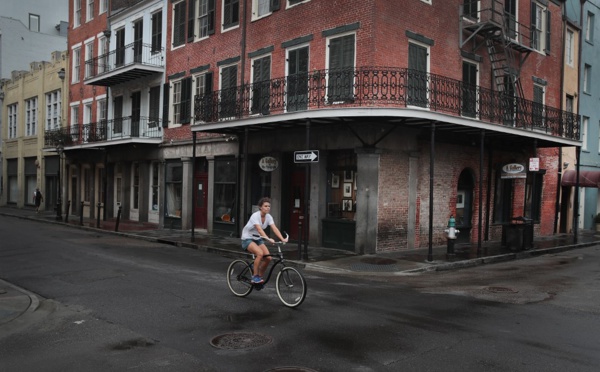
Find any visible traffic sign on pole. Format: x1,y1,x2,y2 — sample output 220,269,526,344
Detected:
294,150,319,163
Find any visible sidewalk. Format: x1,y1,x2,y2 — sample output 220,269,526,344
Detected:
2,205,600,328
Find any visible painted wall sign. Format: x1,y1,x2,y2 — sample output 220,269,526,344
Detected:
501,163,527,179
259,156,278,172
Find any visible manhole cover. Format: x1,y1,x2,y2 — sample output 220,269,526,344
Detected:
486,286,518,293
210,332,272,350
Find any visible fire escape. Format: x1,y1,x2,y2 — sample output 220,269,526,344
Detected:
460,0,533,100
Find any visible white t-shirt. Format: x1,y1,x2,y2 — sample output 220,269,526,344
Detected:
241,211,274,240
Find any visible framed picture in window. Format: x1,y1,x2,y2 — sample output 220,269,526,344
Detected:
331,173,340,188
456,191,465,209
344,170,354,182
343,182,352,197
342,199,353,211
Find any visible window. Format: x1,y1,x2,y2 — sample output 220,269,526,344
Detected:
173,1,187,47
463,0,478,19
46,91,61,130
7,159,18,203
172,77,192,125
566,94,574,113
166,162,183,218
98,36,108,73
251,55,271,115
223,0,240,30
99,0,107,14
115,28,125,66
327,33,355,102
97,98,107,139
582,116,589,151
531,2,550,53
566,29,574,66
83,102,92,141
252,0,273,20
149,86,161,123
532,84,545,128
213,157,237,223
29,14,40,32
72,47,81,83
132,163,140,210
25,97,38,136
194,72,213,122
151,11,162,53
586,12,595,42
87,0,94,22
462,61,477,118
85,42,93,78
74,0,82,28
133,19,143,63
71,105,80,141
8,104,18,139
151,162,159,211
24,158,37,206
584,64,591,93
287,45,309,112
219,64,238,118
113,96,123,134
288,0,308,6
196,0,215,38
407,41,429,107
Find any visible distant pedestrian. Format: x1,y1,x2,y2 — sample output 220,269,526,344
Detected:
33,188,44,213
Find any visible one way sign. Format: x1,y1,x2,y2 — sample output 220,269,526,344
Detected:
294,150,319,163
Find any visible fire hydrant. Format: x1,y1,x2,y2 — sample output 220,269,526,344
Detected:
444,215,460,258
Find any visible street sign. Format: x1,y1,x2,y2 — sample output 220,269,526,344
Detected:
529,157,539,172
294,150,319,163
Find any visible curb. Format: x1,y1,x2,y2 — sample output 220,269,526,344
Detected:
0,278,40,316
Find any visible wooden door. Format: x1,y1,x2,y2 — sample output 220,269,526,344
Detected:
194,173,208,229
288,169,308,241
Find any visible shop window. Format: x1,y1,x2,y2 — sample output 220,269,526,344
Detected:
24,158,37,206
326,150,356,219
214,157,237,223
166,162,183,218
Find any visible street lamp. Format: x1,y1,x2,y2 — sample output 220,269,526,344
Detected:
56,145,64,221
57,68,65,81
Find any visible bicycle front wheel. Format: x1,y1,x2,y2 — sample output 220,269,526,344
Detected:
276,267,307,308
227,260,254,297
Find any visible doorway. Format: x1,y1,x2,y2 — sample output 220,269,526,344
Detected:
194,173,208,229
288,168,308,241
456,169,475,243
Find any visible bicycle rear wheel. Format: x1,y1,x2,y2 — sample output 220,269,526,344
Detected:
227,260,254,297
275,267,307,308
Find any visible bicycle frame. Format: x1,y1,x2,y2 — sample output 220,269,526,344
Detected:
249,241,287,286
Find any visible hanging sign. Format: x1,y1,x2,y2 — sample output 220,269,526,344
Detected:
259,156,278,172
529,157,540,172
501,163,527,179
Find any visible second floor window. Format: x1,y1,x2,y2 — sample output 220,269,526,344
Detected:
72,47,81,83
85,42,93,78
8,104,18,139
151,11,162,52
223,0,239,30
25,97,38,136
46,91,61,130
172,78,192,125
327,33,355,102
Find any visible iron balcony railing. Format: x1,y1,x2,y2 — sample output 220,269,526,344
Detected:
44,116,162,148
84,42,164,80
193,67,579,141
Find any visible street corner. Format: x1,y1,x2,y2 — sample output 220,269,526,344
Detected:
0,279,40,327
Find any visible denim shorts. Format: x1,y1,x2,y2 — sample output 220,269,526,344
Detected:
242,238,264,251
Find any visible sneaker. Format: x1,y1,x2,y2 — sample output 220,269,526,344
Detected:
251,275,264,284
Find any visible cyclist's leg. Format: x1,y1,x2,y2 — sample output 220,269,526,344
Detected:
247,242,271,278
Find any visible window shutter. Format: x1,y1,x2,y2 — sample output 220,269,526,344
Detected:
181,77,192,124
162,83,170,128
204,72,213,94
270,0,280,11
545,10,551,53
188,0,195,42
530,2,536,49
329,37,341,70
208,0,215,35
341,35,355,69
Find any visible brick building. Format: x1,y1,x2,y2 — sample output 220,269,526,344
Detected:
182,0,579,253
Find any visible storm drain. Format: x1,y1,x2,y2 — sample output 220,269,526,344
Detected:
210,332,272,350
486,286,518,293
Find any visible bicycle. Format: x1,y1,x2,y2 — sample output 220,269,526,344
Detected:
226,234,307,308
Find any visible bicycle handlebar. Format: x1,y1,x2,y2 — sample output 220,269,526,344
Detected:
252,232,289,245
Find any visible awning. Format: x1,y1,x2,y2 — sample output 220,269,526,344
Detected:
562,170,600,188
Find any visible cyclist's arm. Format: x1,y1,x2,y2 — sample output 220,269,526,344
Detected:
254,224,274,243
270,224,288,243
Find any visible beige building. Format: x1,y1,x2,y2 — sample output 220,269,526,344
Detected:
1,51,68,211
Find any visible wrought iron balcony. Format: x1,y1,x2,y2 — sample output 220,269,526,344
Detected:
44,116,162,148
84,42,164,86
193,67,580,141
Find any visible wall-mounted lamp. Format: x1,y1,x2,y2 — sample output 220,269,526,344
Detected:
0,91,4,100
57,68,65,81
563,162,570,170
103,29,111,38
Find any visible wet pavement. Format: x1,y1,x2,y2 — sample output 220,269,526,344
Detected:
2,204,600,327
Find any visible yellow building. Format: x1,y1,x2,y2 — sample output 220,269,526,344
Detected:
1,51,68,211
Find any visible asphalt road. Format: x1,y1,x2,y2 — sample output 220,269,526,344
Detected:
1,215,600,371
